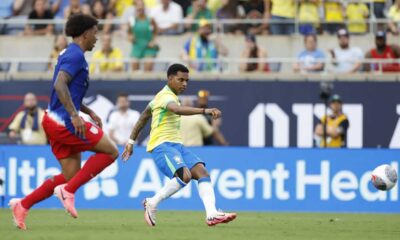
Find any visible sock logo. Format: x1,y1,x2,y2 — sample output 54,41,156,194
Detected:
83,161,118,200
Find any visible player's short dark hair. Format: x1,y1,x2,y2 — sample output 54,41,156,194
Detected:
167,63,189,77
65,14,98,38
117,92,128,99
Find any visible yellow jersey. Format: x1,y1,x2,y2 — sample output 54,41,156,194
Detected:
89,48,124,74
346,3,369,33
299,1,320,23
319,114,349,148
114,0,133,17
325,1,344,22
271,0,296,18
147,85,182,152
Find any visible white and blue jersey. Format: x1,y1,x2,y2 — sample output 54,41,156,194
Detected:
48,43,89,133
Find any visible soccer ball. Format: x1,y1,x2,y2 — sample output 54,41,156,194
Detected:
371,164,398,191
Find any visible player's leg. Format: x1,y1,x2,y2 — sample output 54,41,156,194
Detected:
53,153,84,218
143,143,191,226
54,122,118,218
184,147,237,226
190,163,217,216
9,153,80,230
147,166,191,207
63,134,118,194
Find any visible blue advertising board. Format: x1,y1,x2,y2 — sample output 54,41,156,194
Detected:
0,146,398,213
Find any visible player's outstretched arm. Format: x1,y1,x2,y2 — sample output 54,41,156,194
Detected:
167,102,222,119
54,70,86,138
122,105,152,161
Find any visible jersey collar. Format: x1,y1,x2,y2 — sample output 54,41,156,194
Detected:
164,85,177,96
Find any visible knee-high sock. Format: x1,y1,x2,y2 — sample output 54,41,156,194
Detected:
21,174,66,209
148,177,186,207
198,177,218,218
65,153,115,193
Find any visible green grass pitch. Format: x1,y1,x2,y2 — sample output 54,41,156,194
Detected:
1,209,399,240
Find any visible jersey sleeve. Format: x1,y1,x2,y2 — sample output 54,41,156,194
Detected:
160,93,178,109
59,51,83,78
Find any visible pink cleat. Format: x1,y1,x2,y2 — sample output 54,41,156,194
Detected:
143,198,156,227
9,198,28,230
207,212,237,226
54,184,78,218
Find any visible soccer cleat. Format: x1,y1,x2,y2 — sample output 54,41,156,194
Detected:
143,198,156,227
54,184,78,218
9,198,29,230
206,212,237,226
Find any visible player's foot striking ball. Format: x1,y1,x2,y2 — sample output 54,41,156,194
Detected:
122,63,237,227
10,14,119,230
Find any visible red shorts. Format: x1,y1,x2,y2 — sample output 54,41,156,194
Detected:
42,113,103,159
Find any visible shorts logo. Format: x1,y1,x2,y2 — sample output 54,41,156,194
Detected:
174,156,183,164
90,126,99,135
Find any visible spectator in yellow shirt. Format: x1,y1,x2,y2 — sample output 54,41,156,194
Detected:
388,0,400,35
298,0,320,35
180,97,214,146
324,0,345,34
346,1,369,34
108,0,133,17
266,0,296,35
90,34,124,74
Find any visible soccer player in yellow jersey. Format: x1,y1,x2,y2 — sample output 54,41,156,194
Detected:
122,64,237,227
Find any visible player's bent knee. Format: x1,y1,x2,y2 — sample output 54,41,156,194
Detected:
175,167,191,184
191,163,209,180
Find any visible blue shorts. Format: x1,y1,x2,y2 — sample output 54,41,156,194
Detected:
151,142,205,178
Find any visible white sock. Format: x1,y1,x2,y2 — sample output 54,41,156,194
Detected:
198,178,218,218
148,177,185,207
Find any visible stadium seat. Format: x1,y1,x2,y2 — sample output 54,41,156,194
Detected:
0,62,10,72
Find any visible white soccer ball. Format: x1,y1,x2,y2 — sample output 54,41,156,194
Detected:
371,164,398,191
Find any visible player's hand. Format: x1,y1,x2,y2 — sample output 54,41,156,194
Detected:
122,142,134,162
89,111,103,129
71,114,86,139
205,108,222,119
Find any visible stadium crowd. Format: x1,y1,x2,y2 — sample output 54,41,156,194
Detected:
0,0,399,74
0,0,399,36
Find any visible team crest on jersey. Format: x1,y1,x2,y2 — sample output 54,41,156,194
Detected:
90,126,99,135
174,156,183,164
